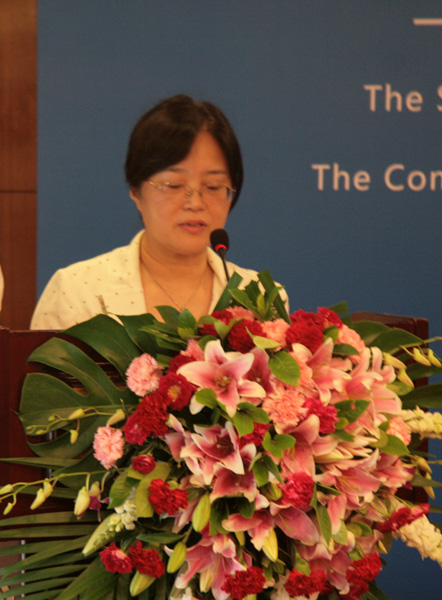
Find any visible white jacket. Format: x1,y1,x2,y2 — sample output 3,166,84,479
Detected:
31,231,287,330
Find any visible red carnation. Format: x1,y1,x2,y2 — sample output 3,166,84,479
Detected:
304,397,338,434
100,543,132,574
148,478,188,515
227,319,264,352
128,541,165,578
317,307,343,328
343,553,382,600
131,454,156,474
124,392,169,445
285,320,323,353
238,422,269,448
158,372,193,411
222,566,266,599
199,309,233,337
280,472,314,510
290,309,323,326
285,569,327,597
377,504,429,533
168,354,194,374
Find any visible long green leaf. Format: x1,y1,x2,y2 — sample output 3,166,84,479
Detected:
56,556,116,600
212,272,243,311
0,536,91,577
258,270,290,322
118,313,159,354
65,314,141,375
400,383,442,409
0,577,76,599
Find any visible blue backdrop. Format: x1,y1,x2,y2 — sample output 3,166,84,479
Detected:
38,1,442,596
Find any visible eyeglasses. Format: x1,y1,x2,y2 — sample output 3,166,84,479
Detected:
147,180,236,202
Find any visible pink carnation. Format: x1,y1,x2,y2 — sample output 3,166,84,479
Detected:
387,416,411,446
126,353,163,396
337,325,366,363
93,425,125,469
261,318,290,346
181,339,205,361
262,382,308,433
227,306,256,320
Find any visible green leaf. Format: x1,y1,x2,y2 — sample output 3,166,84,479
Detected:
371,329,423,353
237,498,255,518
262,454,283,483
347,521,373,537
237,402,270,424
212,272,243,311
263,432,295,458
233,411,254,436
194,388,218,409
329,301,349,317
137,532,183,544
229,289,258,313
401,383,442,409
252,460,269,487
56,557,116,600
108,471,138,509
335,400,370,424
250,334,281,350
257,270,290,322
372,433,409,456
333,343,359,356
178,308,197,330
155,305,181,327
65,314,141,376
209,499,229,535
118,313,159,355
315,503,332,544
349,320,391,346
269,351,300,386
411,473,442,488
333,429,354,442
332,520,348,545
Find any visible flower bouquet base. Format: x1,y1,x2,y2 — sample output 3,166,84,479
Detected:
1,270,441,600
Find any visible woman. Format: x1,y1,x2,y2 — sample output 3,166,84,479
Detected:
31,95,287,330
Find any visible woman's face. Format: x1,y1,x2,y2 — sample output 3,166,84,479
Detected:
131,130,233,261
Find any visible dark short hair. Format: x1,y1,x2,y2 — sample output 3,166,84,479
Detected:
125,94,243,209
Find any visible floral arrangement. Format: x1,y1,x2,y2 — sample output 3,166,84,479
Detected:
0,270,442,600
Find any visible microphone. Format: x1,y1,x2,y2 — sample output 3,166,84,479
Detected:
210,228,230,281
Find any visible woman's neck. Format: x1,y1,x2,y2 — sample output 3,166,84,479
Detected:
139,233,213,318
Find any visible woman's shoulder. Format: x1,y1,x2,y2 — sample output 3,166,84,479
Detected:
50,232,142,281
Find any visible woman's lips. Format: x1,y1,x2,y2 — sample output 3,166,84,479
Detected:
178,220,208,233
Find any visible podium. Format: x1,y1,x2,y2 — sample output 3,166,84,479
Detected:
0,312,429,513
0,328,55,493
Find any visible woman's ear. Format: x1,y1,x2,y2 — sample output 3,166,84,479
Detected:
129,187,142,211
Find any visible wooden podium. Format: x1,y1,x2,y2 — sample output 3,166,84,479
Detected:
0,328,55,509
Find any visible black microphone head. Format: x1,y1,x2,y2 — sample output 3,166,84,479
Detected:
210,228,229,253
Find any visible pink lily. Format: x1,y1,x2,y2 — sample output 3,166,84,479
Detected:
178,340,266,417
222,510,274,550
209,442,259,502
191,422,245,475
270,505,319,545
174,533,248,600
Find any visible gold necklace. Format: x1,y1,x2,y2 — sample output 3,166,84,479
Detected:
140,256,208,312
